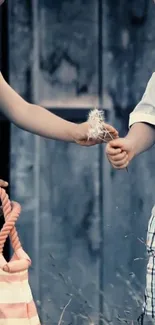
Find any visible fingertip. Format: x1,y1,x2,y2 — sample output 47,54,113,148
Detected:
109,139,115,146
110,138,119,146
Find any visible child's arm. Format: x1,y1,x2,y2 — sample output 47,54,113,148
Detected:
106,123,155,169
106,73,155,168
0,73,118,145
127,72,155,156
0,73,80,142
125,122,155,157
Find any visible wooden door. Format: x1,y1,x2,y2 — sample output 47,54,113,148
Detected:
8,0,155,324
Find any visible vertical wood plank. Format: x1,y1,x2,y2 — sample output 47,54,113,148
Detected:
9,1,101,325
31,0,41,303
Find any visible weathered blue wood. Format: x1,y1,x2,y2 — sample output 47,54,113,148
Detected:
9,0,155,324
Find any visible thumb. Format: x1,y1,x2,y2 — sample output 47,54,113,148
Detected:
109,138,125,149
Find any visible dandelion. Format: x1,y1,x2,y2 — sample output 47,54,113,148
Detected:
87,108,112,141
87,108,128,172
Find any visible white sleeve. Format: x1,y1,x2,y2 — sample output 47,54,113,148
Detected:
129,73,155,127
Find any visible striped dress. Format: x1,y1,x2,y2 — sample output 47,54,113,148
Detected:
0,269,40,325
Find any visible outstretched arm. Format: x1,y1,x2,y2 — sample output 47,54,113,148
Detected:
0,73,79,142
0,73,118,145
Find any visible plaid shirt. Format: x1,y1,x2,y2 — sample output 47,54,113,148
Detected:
137,208,155,325
143,207,155,318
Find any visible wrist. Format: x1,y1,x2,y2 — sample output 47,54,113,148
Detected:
124,135,137,160
68,122,79,143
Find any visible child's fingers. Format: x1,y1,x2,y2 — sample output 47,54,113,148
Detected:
0,180,8,187
109,138,125,149
111,155,129,168
104,123,118,134
110,129,119,137
110,151,127,162
103,133,119,142
106,145,122,156
113,160,129,170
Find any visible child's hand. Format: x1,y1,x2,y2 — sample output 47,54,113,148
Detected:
74,122,118,146
106,138,135,169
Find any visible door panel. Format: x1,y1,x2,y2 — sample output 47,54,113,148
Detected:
9,0,155,324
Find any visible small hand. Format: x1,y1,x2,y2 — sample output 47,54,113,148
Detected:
0,180,8,217
106,138,135,169
74,122,118,146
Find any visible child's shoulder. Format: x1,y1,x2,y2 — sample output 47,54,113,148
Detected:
151,72,155,78
146,72,155,89
149,72,155,80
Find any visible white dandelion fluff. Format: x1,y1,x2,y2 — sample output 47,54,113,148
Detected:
87,108,113,141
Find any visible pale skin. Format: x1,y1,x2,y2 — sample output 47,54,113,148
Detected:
0,0,118,190
106,123,155,169
0,73,118,145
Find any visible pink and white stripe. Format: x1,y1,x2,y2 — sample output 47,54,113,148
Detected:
0,188,41,324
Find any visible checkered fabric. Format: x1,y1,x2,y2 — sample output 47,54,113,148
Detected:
142,206,155,318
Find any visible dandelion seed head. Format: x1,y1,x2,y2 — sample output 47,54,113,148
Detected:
87,108,106,140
